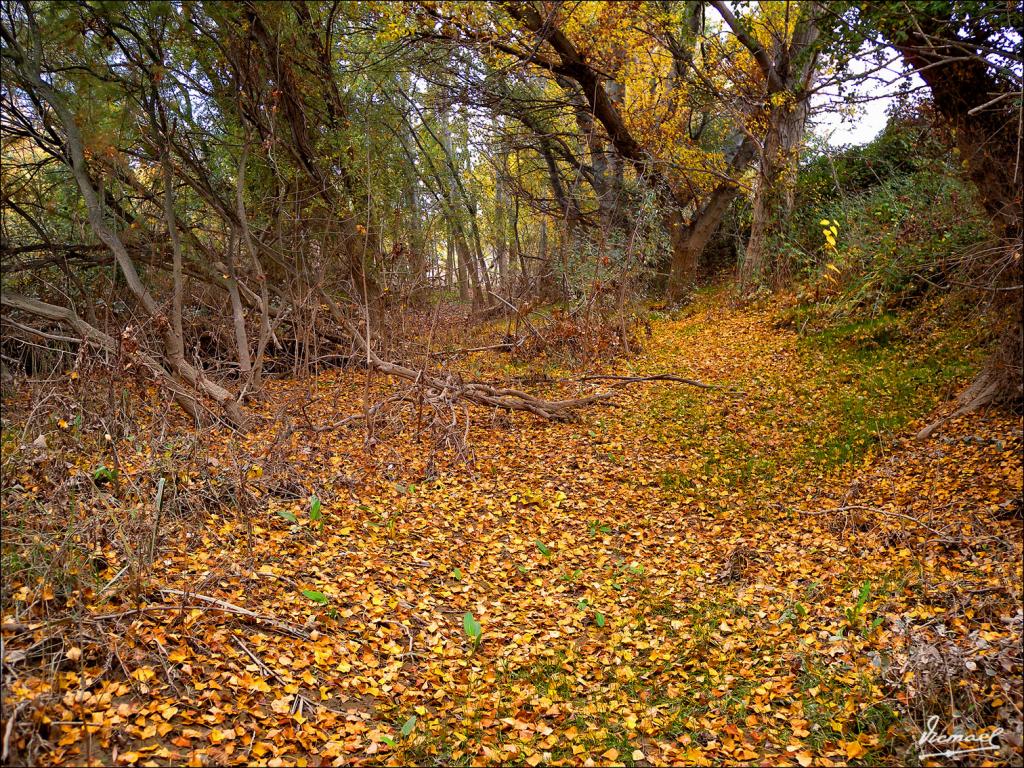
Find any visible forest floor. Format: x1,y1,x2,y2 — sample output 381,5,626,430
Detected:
2,287,1022,767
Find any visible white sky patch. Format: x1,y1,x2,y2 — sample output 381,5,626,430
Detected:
809,47,926,148
813,90,891,147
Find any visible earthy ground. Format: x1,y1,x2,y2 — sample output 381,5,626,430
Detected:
2,289,1021,766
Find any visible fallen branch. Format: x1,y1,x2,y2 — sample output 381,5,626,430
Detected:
1,291,209,422
158,588,311,639
3,600,311,641
799,504,949,538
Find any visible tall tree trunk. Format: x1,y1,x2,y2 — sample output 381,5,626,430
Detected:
495,195,509,296
454,227,482,307
710,1,819,292
467,200,494,306
223,228,252,377
235,140,270,392
446,222,459,294
563,80,617,230
512,186,529,292
160,148,186,356
739,94,811,291
666,135,758,299
538,218,556,300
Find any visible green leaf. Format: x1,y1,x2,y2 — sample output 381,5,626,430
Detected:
309,495,322,521
276,509,298,524
301,589,328,604
452,567,463,581
535,540,552,558
400,715,417,737
380,736,395,748
595,610,606,628
857,580,871,607
463,611,481,639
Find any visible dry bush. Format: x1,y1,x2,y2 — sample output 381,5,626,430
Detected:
517,307,649,367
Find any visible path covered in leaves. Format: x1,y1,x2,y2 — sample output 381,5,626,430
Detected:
4,292,1022,766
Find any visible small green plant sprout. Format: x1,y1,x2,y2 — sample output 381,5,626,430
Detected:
780,601,808,624
535,540,552,559
380,714,416,748
576,599,606,627
276,508,298,524
463,611,482,650
309,494,324,530
588,520,611,536
844,580,871,632
92,464,117,485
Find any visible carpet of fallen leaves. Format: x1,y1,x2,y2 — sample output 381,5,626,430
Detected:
2,290,1022,767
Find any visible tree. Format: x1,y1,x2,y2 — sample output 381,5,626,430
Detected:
711,0,822,291
855,1,1022,417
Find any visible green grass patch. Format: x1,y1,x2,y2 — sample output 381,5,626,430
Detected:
795,318,976,468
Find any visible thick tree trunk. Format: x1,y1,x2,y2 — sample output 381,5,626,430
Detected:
454,229,482,307
665,135,758,299
709,1,819,293
667,189,741,301
740,92,812,292
662,206,693,296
